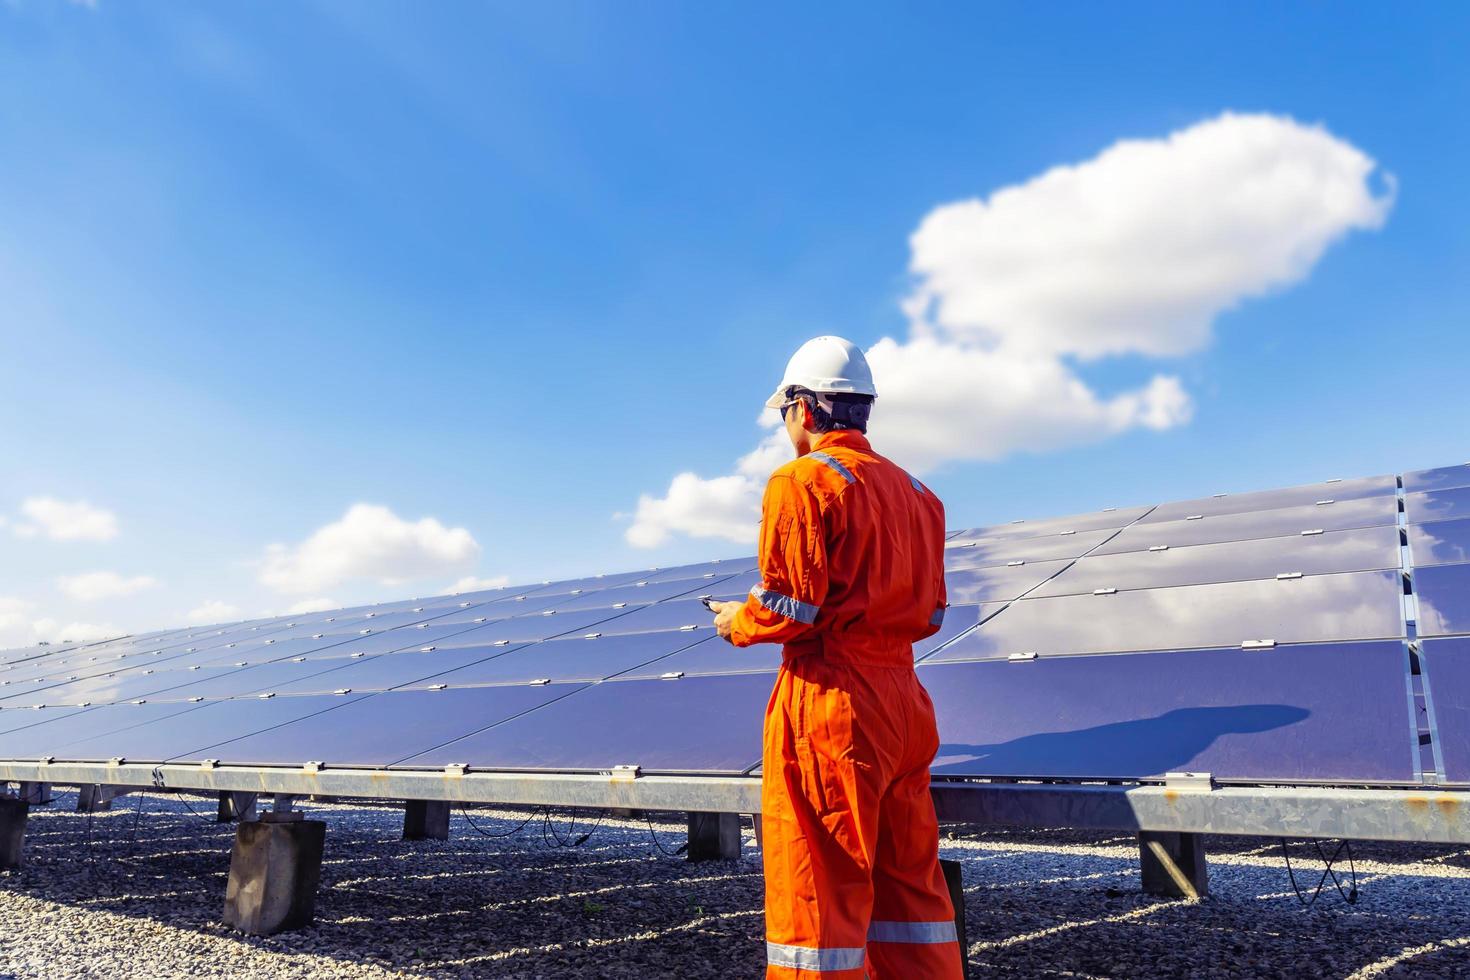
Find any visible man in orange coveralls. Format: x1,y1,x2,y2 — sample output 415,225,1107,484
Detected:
707,336,961,980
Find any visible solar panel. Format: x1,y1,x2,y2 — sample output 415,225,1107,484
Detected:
1408,519,1470,567
1419,637,1470,784
942,559,1075,603
1139,474,1397,524
611,636,783,679
923,640,1415,784
1414,563,1470,638
923,570,1405,662
1404,464,1470,494
1029,525,1402,598
942,528,1119,568
173,685,590,768
2,464,1456,798
1090,496,1399,555
410,630,714,686
396,672,775,774
1405,486,1470,525
944,506,1152,544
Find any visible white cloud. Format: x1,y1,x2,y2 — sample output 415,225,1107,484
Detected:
0,596,34,649
30,618,120,645
186,599,242,625
13,497,119,542
56,571,159,602
447,575,511,594
259,503,481,594
286,597,338,615
626,112,1393,548
904,111,1393,360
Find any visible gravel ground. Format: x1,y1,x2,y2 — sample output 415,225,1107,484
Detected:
3,792,1470,978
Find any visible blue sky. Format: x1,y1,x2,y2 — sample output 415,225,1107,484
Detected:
1,2,1466,643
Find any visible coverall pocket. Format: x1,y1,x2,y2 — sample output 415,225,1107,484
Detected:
792,736,829,813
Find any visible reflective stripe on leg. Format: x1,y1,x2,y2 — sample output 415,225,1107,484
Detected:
866,919,958,944
766,941,867,972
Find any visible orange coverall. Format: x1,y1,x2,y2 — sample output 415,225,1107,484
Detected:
730,429,960,980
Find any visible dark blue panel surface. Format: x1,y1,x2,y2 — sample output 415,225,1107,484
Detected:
943,560,1074,603
921,640,1414,783
1415,563,1470,637
1404,465,1470,495
195,685,588,767
51,693,374,763
1141,475,1397,524
1406,487,1470,526
428,631,712,686
263,645,531,694
943,529,1118,569
946,506,1153,544
1408,519,1470,567
633,559,759,586
430,607,639,647
0,704,87,738
924,571,1405,661
0,700,208,761
1091,496,1398,555
546,577,734,613
582,599,716,636
1420,638,1470,784
1031,525,1401,598
612,636,784,679
398,672,776,773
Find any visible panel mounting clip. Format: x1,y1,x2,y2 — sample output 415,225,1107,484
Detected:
108,756,126,767
302,761,324,774
1007,652,1038,663
199,759,219,770
1276,571,1304,580
1163,771,1214,792
1241,639,1277,650
444,763,469,776
1301,528,1325,536
1092,587,1117,596
610,764,642,782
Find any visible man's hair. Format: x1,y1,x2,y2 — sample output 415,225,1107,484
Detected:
788,387,874,434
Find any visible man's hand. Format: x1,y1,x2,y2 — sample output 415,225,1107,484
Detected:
708,600,741,642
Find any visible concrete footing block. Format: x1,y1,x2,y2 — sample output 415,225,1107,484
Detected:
685,811,741,862
1138,830,1208,898
218,791,259,823
19,782,52,806
222,816,327,935
1,797,29,871
940,858,969,978
76,784,116,812
402,800,450,841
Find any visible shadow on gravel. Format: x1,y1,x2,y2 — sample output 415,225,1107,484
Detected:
6,799,1470,978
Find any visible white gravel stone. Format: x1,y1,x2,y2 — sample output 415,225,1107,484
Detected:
1,793,1469,977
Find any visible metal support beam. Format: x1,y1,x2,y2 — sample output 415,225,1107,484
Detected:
4,760,1470,845
403,800,450,841
218,791,258,823
686,811,741,862
0,797,28,871
939,859,969,979
1138,831,1208,898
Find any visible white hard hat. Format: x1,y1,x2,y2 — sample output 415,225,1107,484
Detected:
765,336,878,408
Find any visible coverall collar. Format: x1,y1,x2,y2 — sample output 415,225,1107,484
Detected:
809,429,872,455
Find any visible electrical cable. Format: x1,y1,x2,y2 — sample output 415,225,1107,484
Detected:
646,813,689,857
459,805,541,838
1280,838,1359,906
542,807,606,848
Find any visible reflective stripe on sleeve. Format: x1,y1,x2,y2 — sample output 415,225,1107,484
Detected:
866,919,959,944
750,585,819,625
930,607,945,627
909,474,926,494
807,451,856,485
765,941,867,971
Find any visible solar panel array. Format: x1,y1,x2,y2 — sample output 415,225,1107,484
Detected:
1,464,1465,789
